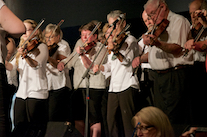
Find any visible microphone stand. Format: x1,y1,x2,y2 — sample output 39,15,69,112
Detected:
76,25,116,137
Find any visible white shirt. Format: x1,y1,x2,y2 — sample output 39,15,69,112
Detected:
102,35,139,92
138,38,151,69
46,39,72,90
148,11,193,70
10,43,49,99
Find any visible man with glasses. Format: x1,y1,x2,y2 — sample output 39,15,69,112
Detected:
133,0,194,126
184,0,207,125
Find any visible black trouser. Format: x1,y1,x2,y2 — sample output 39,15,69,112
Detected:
71,88,106,126
153,67,193,125
82,88,105,125
107,87,148,137
140,68,155,106
14,97,48,127
191,61,207,125
48,87,72,122
0,63,9,137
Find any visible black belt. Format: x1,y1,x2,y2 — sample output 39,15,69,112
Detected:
154,65,192,74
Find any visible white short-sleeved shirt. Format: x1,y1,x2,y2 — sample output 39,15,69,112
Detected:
11,43,49,99
46,39,72,90
138,38,151,69
102,35,140,92
148,11,193,70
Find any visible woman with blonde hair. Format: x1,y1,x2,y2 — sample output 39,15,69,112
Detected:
44,23,72,122
5,19,49,128
132,106,174,137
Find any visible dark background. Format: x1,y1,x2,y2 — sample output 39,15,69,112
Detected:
5,0,192,50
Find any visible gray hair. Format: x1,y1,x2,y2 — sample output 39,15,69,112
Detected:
144,0,166,10
107,10,126,22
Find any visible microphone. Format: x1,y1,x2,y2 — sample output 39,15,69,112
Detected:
109,13,125,28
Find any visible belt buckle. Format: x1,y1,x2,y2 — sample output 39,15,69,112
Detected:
174,66,178,70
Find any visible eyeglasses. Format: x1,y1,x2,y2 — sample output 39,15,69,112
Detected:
148,4,161,18
26,29,34,32
135,122,154,134
45,35,57,40
80,34,91,38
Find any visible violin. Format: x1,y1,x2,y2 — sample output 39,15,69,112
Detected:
183,11,207,57
149,19,169,45
132,19,169,76
8,19,44,62
63,22,102,67
111,33,128,62
84,41,96,53
48,43,59,57
108,24,131,62
22,38,39,58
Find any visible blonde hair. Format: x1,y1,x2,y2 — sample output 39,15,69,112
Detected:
43,23,63,43
102,23,109,34
132,106,174,137
16,19,43,66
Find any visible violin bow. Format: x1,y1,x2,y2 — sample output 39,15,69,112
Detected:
183,10,206,57
22,18,45,50
132,7,164,77
150,6,163,35
95,23,131,75
112,13,126,42
82,22,102,48
116,23,130,38
47,19,64,43
9,18,45,62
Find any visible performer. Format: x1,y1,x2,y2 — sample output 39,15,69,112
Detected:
184,1,207,125
44,23,72,122
5,35,18,133
0,1,25,136
57,21,107,137
93,10,148,137
137,10,155,106
5,19,48,128
133,0,193,125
